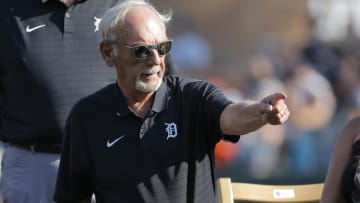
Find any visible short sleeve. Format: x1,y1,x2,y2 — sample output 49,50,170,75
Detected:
202,84,240,144
183,80,240,146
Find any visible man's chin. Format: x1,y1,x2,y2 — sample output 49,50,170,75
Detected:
136,80,162,93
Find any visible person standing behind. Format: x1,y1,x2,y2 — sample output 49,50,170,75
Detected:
321,116,360,203
0,0,178,202
54,1,290,202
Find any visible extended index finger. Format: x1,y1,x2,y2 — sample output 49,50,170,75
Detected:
263,92,287,106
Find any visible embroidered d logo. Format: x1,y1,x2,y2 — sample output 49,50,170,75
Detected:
165,122,178,140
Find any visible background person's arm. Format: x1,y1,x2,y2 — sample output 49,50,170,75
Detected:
320,117,360,203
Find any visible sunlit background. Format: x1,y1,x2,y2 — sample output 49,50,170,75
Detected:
151,0,360,184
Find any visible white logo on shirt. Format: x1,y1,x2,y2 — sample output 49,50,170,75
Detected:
106,135,126,148
93,16,101,32
165,122,178,140
25,24,46,33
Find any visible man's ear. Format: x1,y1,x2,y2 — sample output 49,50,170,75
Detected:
100,41,115,67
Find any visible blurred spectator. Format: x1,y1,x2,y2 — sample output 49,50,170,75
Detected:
286,64,336,131
245,54,288,179
171,32,213,72
285,63,336,175
303,40,340,85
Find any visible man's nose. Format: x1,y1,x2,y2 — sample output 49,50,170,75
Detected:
146,49,161,65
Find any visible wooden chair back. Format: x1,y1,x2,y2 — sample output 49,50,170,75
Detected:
217,177,323,203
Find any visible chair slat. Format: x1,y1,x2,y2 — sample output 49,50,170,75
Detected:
217,178,324,203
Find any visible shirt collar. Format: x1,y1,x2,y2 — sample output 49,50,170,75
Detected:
112,80,169,117
152,80,169,113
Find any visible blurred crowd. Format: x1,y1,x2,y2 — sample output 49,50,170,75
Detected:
169,1,360,182
176,36,360,184
213,38,352,184
1,0,357,187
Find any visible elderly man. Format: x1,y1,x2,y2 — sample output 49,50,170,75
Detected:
54,0,290,202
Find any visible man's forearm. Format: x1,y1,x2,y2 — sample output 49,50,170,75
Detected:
220,102,267,136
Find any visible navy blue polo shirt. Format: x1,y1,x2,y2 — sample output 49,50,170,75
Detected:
54,76,240,203
0,0,124,144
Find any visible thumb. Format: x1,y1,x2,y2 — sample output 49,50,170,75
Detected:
259,103,273,123
257,102,273,114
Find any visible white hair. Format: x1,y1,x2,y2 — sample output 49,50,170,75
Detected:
100,0,172,42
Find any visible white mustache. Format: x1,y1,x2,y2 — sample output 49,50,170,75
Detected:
142,66,161,74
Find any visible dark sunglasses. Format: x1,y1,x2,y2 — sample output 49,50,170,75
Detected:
116,40,172,60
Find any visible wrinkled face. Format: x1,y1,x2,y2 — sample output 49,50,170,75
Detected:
110,6,168,94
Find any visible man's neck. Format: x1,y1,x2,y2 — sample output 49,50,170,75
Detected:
118,83,155,118
127,95,154,118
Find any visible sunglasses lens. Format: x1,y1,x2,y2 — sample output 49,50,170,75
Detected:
130,40,172,59
134,46,151,59
157,41,172,55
